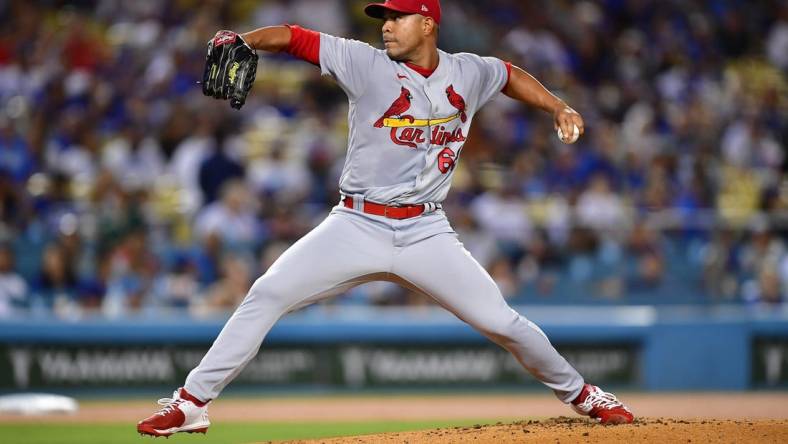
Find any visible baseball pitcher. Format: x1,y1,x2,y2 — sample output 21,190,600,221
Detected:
138,0,633,437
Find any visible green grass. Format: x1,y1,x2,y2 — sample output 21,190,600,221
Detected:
0,419,504,444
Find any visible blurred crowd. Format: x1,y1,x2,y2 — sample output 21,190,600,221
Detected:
0,0,786,319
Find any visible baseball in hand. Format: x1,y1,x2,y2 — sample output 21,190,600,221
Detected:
557,124,580,144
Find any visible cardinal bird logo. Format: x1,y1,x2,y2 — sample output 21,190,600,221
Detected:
445,85,467,123
373,85,468,151
374,87,413,128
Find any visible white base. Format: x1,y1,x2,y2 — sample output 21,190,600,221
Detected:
0,393,79,415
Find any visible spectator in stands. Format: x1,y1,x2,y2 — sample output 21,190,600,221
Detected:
198,124,245,205
198,255,251,314
743,267,784,306
193,179,261,252
248,142,312,205
101,120,165,191
721,114,783,172
470,183,533,260
767,4,788,70
625,222,665,291
102,229,158,317
0,245,27,317
33,243,78,311
154,255,200,310
192,232,224,287
0,172,26,230
92,171,147,260
738,223,786,287
519,229,564,297
0,117,35,184
701,229,739,300
576,173,629,240
169,114,217,213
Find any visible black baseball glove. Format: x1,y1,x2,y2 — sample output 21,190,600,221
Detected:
202,30,259,110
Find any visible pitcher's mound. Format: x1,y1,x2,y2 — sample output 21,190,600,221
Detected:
284,417,788,443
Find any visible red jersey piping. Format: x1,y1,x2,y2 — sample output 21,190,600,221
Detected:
404,61,436,78
502,61,512,92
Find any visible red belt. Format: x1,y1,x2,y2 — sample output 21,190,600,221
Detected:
342,196,425,220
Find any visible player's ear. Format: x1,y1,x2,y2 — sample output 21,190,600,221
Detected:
423,17,436,37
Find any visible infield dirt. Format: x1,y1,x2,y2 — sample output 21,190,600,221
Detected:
284,417,788,443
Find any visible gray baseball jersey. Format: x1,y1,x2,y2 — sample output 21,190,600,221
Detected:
319,34,508,205
184,31,584,405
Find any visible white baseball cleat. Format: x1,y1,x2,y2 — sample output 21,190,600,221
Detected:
137,388,210,437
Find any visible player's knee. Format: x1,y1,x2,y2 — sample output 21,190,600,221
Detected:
478,315,525,344
477,320,512,343
244,276,292,311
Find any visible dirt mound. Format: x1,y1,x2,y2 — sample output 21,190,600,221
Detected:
283,418,788,443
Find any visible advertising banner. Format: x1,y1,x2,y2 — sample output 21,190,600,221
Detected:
0,343,637,390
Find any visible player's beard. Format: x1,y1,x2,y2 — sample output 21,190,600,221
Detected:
386,49,407,61
384,41,412,62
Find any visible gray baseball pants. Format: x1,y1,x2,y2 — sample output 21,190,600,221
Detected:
184,205,584,402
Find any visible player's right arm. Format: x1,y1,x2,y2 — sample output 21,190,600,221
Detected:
240,26,292,53
503,66,584,140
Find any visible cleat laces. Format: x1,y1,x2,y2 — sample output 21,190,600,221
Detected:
582,389,626,411
155,393,185,416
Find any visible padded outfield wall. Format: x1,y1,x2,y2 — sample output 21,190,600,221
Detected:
0,305,786,393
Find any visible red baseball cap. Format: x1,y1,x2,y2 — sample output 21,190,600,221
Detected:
365,0,442,25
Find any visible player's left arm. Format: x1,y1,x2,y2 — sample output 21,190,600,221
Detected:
502,65,584,140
